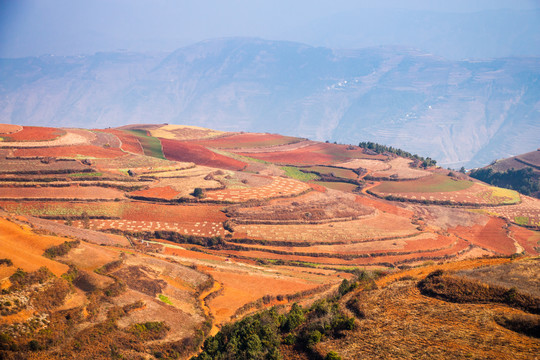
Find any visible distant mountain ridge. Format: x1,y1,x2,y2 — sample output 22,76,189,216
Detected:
1,37,539,168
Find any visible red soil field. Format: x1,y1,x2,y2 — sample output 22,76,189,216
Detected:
355,195,414,217
160,138,246,171
450,218,517,255
195,133,301,149
129,186,180,200
508,226,540,255
237,143,335,165
14,145,126,159
98,129,143,154
121,203,227,223
163,246,224,261
1,126,65,142
237,143,385,165
0,186,124,200
308,182,327,193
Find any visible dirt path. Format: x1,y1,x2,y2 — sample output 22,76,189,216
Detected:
199,280,222,336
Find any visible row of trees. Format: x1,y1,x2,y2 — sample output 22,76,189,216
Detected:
469,167,539,197
358,141,437,168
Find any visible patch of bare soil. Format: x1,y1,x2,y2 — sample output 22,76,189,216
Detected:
416,205,490,230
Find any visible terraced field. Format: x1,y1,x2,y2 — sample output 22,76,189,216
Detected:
205,176,311,202
371,174,521,205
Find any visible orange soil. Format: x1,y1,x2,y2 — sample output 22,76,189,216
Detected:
161,139,246,171
0,217,69,276
0,124,22,134
0,186,124,199
122,203,228,222
129,186,180,200
308,182,327,192
450,217,517,255
355,194,414,217
14,145,127,159
163,246,224,261
509,225,540,255
98,129,144,154
195,133,299,149
1,126,65,142
206,269,319,325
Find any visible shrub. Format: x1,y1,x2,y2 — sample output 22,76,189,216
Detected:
325,351,342,360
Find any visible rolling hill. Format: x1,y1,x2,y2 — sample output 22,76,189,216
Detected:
0,123,539,359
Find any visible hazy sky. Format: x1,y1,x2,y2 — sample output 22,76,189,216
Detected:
1,0,539,58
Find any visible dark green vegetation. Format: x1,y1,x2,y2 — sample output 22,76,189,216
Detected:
123,129,166,159
358,142,437,168
43,240,80,259
192,270,379,360
470,167,539,197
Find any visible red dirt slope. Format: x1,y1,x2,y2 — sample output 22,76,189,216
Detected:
160,139,246,171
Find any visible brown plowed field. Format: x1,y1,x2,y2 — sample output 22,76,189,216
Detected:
234,212,418,243
161,138,246,170
0,217,69,277
217,237,470,266
205,176,311,202
14,145,126,158
0,186,124,200
98,129,144,154
129,186,181,200
195,133,302,149
0,126,65,142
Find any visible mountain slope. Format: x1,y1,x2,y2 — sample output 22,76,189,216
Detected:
1,38,540,168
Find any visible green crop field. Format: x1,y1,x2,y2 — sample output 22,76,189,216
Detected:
373,174,474,193
281,166,320,181
303,166,358,180
124,129,165,159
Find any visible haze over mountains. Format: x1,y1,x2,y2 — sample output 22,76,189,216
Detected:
1,37,540,168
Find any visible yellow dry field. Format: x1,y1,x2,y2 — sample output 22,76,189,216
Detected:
0,217,69,277
149,124,225,140
336,158,391,172
372,157,431,179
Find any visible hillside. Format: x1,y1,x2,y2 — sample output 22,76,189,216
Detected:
1,38,540,168
470,149,540,200
0,123,539,359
